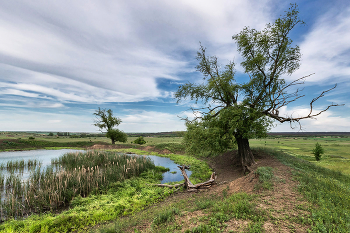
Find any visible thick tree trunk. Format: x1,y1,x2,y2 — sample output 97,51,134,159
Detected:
235,136,255,173
111,139,115,144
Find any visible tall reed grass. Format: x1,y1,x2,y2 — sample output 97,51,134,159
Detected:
0,159,42,172
0,150,155,221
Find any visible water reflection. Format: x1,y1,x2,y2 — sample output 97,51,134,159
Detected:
0,150,190,183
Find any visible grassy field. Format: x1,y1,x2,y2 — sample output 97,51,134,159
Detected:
1,132,350,232
0,132,182,144
250,136,350,175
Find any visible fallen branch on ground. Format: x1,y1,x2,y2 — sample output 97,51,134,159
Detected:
151,165,216,192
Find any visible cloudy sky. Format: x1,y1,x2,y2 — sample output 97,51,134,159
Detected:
0,0,349,133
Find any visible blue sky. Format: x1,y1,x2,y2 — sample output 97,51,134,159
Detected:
0,0,349,133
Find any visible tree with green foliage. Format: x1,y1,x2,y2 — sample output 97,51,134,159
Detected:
312,142,324,161
175,4,341,172
93,108,127,144
134,136,146,145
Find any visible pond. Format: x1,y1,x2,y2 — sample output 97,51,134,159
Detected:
0,149,190,183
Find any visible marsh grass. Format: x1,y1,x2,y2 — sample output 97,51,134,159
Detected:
0,159,42,172
0,150,155,221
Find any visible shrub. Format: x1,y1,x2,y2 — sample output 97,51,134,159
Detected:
134,136,146,145
312,142,324,161
28,137,35,140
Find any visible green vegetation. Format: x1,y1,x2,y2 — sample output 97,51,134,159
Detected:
0,138,98,151
0,159,42,171
0,146,212,232
153,142,186,154
254,166,274,190
133,136,146,145
175,4,341,170
312,142,324,161
0,151,155,221
93,108,128,144
266,148,350,232
1,132,350,232
250,136,350,175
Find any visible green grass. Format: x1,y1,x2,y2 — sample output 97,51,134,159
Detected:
0,149,212,232
264,147,350,232
254,166,274,190
113,148,213,184
251,136,350,175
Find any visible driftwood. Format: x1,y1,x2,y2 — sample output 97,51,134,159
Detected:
152,165,216,192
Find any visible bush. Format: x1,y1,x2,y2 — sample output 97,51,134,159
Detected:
134,136,146,145
312,143,324,161
28,137,35,140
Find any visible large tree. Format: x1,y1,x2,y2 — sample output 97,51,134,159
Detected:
93,108,127,144
175,5,342,171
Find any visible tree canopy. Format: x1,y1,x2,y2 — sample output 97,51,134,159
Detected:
175,4,342,171
93,108,127,144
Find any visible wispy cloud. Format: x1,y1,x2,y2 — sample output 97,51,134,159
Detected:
291,6,350,84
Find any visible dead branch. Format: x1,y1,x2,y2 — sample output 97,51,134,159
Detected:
151,165,217,192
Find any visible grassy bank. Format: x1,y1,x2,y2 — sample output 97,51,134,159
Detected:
0,139,100,151
0,149,212,232
93,148,350,233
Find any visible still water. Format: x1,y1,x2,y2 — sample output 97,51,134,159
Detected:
0,150,190,183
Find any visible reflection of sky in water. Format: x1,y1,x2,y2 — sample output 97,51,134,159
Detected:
147,155,191,184
0,149,85,179
0,150,190,184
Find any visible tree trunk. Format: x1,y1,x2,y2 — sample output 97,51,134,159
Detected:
111,139,115,144
235,135,255,173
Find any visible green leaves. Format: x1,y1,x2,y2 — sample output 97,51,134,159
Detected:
106,129,128,143
93,108,122,131
93,108,127,144
312,143,325,161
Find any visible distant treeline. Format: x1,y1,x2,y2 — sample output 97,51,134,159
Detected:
48,131,186,138
126,131,185,137
267,132,350,137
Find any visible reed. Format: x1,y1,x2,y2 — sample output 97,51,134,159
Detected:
0,159,42,173
0,150,155,221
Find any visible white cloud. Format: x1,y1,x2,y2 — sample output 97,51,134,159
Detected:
272,106,350,132
0,0,273,105
119,110,185,132
291,6,350,83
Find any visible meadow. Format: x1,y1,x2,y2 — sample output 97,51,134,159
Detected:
250,135,350,175
0,132,350,232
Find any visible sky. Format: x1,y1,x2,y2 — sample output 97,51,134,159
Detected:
0,0,349,133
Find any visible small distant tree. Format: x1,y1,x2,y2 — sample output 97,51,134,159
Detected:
134,136,146,145
312,143,324,161
48,132,54,136
107,129,128,143
93,108,127,144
